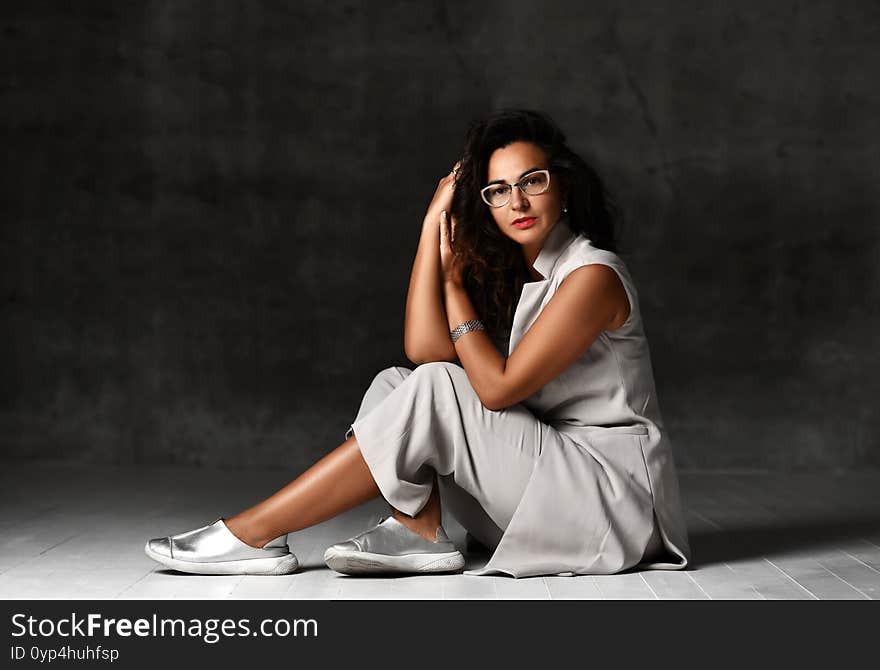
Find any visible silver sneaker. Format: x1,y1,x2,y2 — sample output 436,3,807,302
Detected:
144,518,299,575
323,516,465,575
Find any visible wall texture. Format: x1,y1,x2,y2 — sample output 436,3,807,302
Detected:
2,1,878,471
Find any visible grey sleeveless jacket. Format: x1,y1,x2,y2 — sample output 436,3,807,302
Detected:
467,219,691,576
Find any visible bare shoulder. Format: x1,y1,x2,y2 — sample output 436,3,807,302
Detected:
558,263,630,331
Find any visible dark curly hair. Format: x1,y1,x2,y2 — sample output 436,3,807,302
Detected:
449,109,619,345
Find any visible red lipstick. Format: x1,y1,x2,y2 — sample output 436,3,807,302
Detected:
512,216,536,229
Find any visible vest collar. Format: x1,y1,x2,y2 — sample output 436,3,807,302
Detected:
531,217,579,280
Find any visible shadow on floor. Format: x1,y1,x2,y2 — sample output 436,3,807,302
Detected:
687,515,880,565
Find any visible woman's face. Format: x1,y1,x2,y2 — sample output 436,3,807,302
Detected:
484,141,565,252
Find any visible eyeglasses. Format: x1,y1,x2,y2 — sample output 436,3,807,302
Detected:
480,169,551,208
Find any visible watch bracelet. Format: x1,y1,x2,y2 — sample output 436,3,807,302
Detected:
450,319,486,343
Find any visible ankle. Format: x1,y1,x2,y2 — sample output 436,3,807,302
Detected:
222,516,267,549
392,510,441,542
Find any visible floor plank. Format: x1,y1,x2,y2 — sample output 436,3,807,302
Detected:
766,555,869,600
441,574,497,600
809,549,880,599
544,575,603,600
493,576,551,600
592,572,657,599
840,538,880,573
687,563,764,600
723,558,814,600
640,569,709,600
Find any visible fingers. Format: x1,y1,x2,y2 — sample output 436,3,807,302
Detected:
439,210,463,283
441,210,456,245
440,210,451,244
438,171,456,188
439,211,448,256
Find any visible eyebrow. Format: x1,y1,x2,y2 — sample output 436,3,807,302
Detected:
486,166,545,186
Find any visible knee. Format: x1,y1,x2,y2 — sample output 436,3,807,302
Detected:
370,365,413,388
411,361,461,383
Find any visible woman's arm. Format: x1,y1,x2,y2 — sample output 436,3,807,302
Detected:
443,265,625,410
439,212,627,411
403,172,459,364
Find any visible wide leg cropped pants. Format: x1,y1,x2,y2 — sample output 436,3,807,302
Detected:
344,362,553,552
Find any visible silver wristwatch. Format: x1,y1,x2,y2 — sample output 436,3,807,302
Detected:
450,319,486,343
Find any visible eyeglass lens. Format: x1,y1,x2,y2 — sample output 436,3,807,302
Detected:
483,171,550,207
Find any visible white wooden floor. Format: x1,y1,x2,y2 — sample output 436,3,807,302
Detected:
1,462,879,600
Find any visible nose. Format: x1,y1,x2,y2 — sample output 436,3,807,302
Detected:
509,186,529,211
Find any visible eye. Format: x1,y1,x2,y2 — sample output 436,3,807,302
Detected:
486,185,508,197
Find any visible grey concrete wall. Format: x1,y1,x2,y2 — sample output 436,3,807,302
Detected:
2,1,878,471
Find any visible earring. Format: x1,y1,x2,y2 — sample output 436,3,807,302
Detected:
562,205,568,214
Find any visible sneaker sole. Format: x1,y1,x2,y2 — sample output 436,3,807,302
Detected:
323,547,465,575
144,542,299,575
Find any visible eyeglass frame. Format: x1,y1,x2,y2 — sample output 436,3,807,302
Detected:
479,168,552,208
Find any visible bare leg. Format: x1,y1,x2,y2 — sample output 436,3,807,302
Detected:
393,472,442,540
224,435,443,547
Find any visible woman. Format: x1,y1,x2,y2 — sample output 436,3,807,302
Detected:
144,109,691,578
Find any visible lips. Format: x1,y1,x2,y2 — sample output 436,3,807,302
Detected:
512,216,536,229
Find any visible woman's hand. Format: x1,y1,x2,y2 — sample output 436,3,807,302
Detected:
423,161,461,228
439,210,465,286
